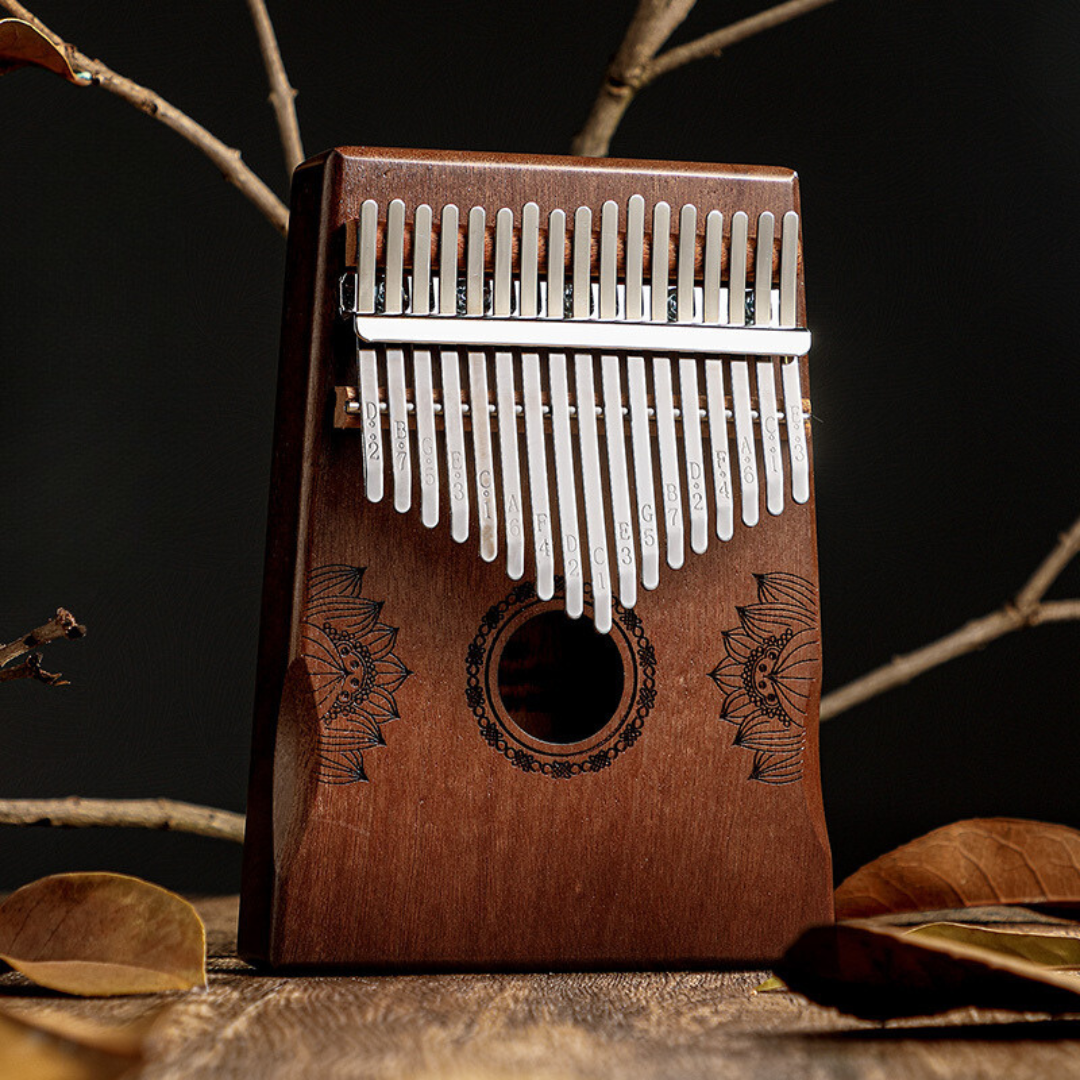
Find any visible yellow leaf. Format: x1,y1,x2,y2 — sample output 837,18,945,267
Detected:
0,872,206,996
0,1007,144,1080
906,921,1080,970
0,18,87,83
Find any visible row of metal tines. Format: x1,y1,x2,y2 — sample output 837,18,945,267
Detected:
348,196,809,632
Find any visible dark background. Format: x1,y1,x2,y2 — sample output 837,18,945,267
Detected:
2,1,1078,894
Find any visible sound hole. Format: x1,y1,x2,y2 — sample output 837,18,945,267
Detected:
496,611,624,745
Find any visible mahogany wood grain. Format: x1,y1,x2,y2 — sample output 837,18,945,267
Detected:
240,147,831,971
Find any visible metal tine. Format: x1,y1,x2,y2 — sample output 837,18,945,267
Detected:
651,201,684,570
439,203,469,543
412,204,439,528
357,199,384,503
728,210,759,527
384,199,412,513
599,200,636,609
520,203,555,599
625,194,659,590
573,205,611,633
677,204,707,555
466,206,498,562
780,210,810,504
547,209,584,618
754,211,783,516
703,210,734,540
493,208,525,579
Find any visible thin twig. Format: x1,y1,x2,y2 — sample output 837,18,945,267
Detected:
0,797,245,843
572,0,839,157
0,654,67,685
245,0,304,175
820,514,1080,721
0,608,84,668
0,1,288,235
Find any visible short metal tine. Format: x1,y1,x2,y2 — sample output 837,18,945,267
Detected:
703,209,732,539
678,204,707,554
780,210,799,328
705,361,734,540
755,211,774,328
547,209,582,617
439,203,468,543
466,206,497,562
780,210,809,503
357,199,383,503
754,212,783,516
520,203,554,597
703,210,723,325
600,200,636,607
677,203,696,321
626,195,645,321
384,200,411,513
729,212,748,326
494,208,524,579
728,210,757,525
731,361,759,527
600,200,618,321
412,204,439,528
626,195,657,589
651,201,684,569
547,208,566,318
783,359,810,504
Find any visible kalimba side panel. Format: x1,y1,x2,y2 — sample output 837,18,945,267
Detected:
240,147,833,970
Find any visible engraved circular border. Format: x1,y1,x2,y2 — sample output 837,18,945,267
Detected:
465,579,657,778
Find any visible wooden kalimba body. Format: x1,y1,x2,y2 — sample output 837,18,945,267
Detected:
240,147,832,970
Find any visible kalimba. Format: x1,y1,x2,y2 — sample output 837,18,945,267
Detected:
240,147,832,970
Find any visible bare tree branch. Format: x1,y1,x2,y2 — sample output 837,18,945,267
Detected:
0,608,84,669
0,1,289,235
572,0,839,157
245,0,304,175
0,797,245,843
820,514,1080,721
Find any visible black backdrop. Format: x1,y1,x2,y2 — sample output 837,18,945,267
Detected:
2,1,1079,895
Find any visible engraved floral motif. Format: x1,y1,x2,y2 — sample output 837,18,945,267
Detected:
708,572,819,786
301,564,411,785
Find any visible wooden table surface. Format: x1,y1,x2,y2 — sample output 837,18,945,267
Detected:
3,896,1080,1079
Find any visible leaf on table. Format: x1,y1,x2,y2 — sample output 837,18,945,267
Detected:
0,872,206,996
835,818,1080,919
775,920,1080,1020
906,921,1080,969
0,1006,143,1080
0,18,86,83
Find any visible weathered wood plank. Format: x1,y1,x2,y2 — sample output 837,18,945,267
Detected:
0,897,1078,1079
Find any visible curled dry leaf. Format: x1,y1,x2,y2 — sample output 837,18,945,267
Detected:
835,818,1080,919
0,872,206,996
775,920,1080,1020
0,18,86,83
0,1006,143,1080
908,921,1080,969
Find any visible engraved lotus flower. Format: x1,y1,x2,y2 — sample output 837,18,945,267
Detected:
301,564,410,784
708,573,819,786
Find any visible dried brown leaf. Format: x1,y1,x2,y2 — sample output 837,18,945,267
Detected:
835,818,1080,919
775,920,1080,1020
0,1007,139,1080
0,872,206,996
0,18,85,83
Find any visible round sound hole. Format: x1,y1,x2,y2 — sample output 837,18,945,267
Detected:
495,610,624,745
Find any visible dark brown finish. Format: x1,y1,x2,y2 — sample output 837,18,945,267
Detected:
240,146,831,970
